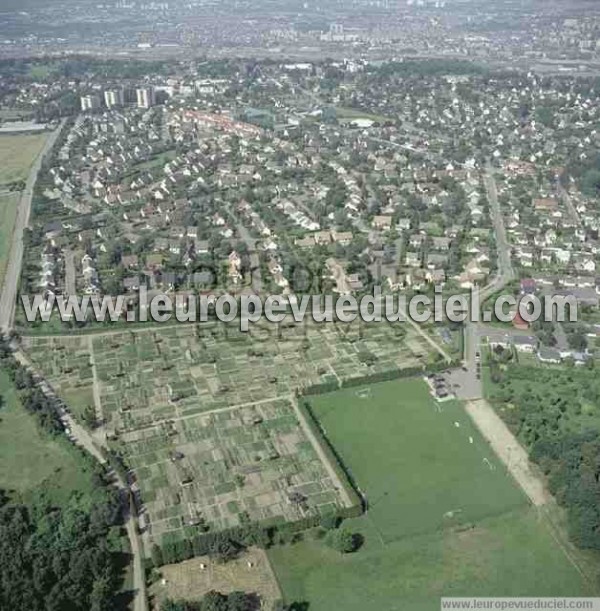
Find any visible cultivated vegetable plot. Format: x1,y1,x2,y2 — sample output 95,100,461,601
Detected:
118,398,345,545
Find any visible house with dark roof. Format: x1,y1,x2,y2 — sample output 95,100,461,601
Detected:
537,347,561,364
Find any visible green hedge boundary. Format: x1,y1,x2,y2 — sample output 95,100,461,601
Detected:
295,396,364,512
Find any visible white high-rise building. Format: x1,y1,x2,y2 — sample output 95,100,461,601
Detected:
80,95,101,112
104,89,124,109
136,87,155,109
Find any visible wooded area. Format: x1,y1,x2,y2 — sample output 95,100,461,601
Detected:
0,339,129,610
489,363,600,549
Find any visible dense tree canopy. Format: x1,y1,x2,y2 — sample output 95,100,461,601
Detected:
0,341,126,608
160,590,260,611
490,364,600,549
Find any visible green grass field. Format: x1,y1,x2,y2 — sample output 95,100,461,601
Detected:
0,370,92,504
0,193,19,287
268,379,591,610
311,381,524,541
0,132,47,185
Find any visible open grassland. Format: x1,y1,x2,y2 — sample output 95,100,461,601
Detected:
0,370,93,504
0,193,20,287
0,369,138,610
269,508,589,611
149,549,281,610
0,132,47,185
268,379,591,610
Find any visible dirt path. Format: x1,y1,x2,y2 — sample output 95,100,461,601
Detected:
87,336,108,444
464,399,549,507
407,317,454,363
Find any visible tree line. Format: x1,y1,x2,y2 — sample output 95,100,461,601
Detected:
0,341,128,609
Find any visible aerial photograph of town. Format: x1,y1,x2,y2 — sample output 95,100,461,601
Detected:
3,0,600,610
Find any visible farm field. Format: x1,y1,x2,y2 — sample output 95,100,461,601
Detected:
0,132,47,185
268,379,591,610
0,193,20,287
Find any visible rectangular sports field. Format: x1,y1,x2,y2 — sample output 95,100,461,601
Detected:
269,379,591,610
311,380,525,540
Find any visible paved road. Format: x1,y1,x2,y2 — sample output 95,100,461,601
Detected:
367,135,439,164
225,203,264,292
64,249,76,296
483,160,515,292
0,119,148,611
456,166,552,511
0,120,66,333
557,182,582,228
456,162,516,400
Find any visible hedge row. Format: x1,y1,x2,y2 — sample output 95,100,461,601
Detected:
146,364,460,569
301,360,459,396
148,503,362,569
295,397,364,512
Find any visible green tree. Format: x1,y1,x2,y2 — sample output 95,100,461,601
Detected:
325,528,358,554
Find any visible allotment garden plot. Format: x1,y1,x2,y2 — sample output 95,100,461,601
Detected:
22,320,439,546
120,397,348,546
21,335,95,422
24,319,438,434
